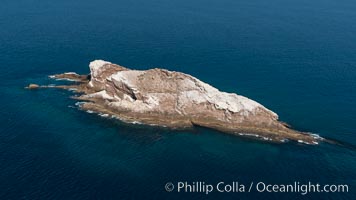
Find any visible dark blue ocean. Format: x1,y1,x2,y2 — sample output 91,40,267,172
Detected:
1,0,355,199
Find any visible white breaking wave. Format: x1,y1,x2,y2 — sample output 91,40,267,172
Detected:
238,133,272,141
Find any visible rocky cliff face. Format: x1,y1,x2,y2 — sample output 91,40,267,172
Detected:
30,60,323,144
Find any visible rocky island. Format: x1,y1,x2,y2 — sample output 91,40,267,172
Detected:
28,60,323,144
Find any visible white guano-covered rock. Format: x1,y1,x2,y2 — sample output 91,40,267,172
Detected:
86,60,278,120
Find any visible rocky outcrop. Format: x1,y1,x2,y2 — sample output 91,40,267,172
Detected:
30,60,323,144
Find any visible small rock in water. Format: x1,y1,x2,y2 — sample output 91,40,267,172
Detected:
27,84,39,89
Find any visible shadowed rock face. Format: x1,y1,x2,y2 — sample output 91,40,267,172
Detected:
30,60,323,144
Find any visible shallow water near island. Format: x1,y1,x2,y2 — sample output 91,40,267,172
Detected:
1,0,356,199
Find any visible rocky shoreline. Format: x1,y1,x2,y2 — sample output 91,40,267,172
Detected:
27,60,323,144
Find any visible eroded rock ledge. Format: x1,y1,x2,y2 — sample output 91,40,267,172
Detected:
28,60,323,144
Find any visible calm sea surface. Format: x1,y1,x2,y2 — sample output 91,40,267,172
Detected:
0,0,355,199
